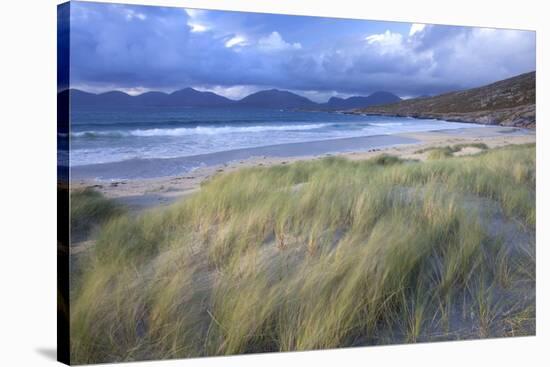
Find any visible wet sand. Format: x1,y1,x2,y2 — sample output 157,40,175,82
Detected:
70,133,419,180
71,126,535,213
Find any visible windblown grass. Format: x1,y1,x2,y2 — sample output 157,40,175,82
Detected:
70,188,125,241
70,144,535,364
415,142,489,160
415,142,489,154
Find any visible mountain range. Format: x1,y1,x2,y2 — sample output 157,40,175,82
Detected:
353,71,536,128
63,72,535,127
319,91,402,110
67,88,401,110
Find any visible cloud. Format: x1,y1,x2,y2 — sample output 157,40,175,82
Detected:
184,9,202,18
124,9,147,21
185,9,209,33
406,25,535,89
409,23,426,36
258,31,302,52
365,30,406,55
194,85,263,100
225,35,248,48
189,22,208,32
366,30,402,46
68,2,536,98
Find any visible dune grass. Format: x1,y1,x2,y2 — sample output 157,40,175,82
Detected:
70,188,125,242
70,144,535,364
415,142,489,160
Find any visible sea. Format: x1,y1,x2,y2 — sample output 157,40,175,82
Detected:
69,106,478,180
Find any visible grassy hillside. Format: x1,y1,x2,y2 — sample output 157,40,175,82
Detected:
354,72,536,127
70,144,535,363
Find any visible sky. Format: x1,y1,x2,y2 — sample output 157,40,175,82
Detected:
66,1,536,101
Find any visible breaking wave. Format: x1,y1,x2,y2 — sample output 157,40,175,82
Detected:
72,123,329,138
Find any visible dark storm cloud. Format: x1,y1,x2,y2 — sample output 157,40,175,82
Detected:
69,2,536,98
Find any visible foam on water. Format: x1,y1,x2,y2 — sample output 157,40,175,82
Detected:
72,123,328,138
69,107,478,167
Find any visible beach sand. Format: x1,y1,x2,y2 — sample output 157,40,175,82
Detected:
71,126,535,213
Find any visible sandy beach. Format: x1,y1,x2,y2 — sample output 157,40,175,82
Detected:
71,126,535,213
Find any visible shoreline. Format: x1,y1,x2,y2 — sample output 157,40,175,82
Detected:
342,105,536,128
71,126,536,212
70,133,420,181
71,126,535,213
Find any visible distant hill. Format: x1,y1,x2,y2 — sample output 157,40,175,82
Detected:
70,89,134,106
320,91,401,110
353,72,536,128
71,88,233,107
236,89,317,109
167,88,233,106
68,87,402,110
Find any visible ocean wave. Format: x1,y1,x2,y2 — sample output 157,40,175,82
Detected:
72,123,329,138
73,119,269,130
368,122,405,127
71,131,125,138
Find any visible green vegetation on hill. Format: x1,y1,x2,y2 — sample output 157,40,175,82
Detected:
355,72,536,127
70,144,535,364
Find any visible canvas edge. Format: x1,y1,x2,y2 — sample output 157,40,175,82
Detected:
57,1,71,365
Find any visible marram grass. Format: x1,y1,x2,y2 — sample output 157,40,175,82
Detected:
70,144,535,363
70,188,125,241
